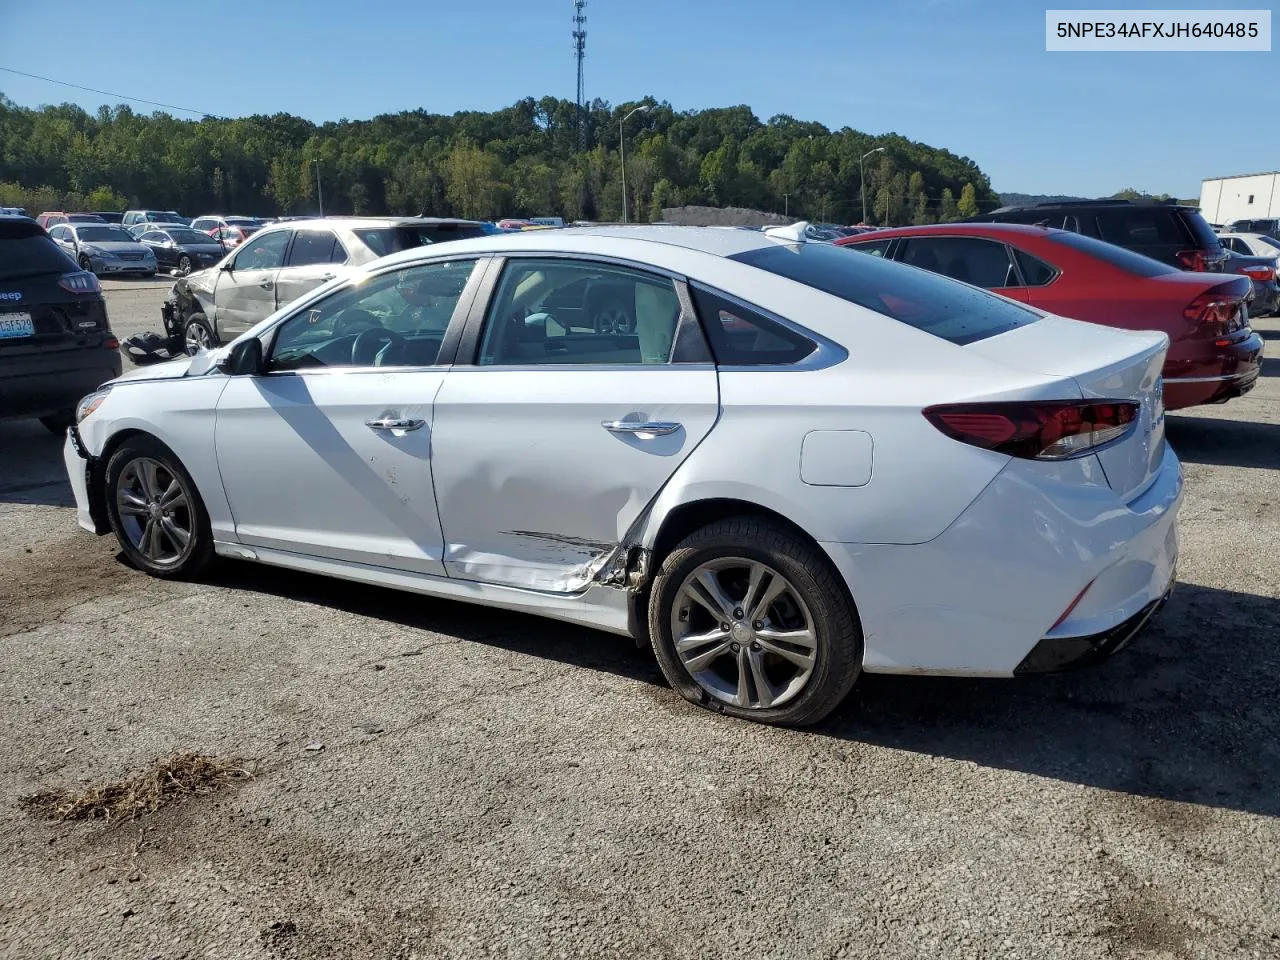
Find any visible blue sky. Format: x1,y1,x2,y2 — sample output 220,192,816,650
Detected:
0,0,1273,198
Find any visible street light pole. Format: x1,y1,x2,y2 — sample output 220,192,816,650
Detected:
313,160,324,218
859,147,885,224
619,105,649,224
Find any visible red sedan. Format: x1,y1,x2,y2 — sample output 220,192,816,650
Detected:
837,223,1263,410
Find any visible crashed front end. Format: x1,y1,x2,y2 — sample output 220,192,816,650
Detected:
162,270,217,341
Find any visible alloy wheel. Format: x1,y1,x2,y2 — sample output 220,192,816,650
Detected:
178,255,193,276
670,558,818,710
115,457,194,567
184,322,211,356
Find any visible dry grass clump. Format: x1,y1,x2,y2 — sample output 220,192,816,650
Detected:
21,752,254,823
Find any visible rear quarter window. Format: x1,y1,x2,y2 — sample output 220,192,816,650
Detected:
730,242,1039,346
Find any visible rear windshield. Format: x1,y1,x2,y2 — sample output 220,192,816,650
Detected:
731,242,1039,346
1177,209,1223,250
353,223,490,257
0,226,73,280
1258,236,1280,253
1044,231,1176,278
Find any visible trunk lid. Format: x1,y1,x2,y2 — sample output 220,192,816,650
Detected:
964,314,1168,501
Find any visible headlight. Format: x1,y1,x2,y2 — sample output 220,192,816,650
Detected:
76,387,112,423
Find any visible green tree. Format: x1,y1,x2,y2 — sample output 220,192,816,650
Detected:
939,188,959,222
957,182,979,219
911,193,933,225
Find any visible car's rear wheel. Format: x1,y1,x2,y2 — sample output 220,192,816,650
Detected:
183,313,215,356
178,255,193,276
648,517,862,726
104,437,214,579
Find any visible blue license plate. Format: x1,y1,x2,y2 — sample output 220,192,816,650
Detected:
0,313,35,339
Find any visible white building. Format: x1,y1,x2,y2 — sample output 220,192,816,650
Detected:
1199,172,1280,225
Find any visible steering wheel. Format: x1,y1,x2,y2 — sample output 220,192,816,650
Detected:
333,308,380,337
351,327,407,366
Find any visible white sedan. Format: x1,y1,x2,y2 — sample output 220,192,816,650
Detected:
63,224,1181,725
1217,231,1280,262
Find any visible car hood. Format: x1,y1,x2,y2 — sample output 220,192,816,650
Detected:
110,347,224,384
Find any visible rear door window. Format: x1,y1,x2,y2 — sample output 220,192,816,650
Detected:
897,237,1020,288
730,242,1038,346
286,230,339,267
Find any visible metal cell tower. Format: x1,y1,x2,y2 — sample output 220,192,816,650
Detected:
573,0,587,149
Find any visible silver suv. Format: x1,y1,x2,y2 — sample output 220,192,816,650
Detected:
162,217,492,354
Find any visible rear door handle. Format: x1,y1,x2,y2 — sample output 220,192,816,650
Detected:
366,417,426,432
259,280,274,290
602,419,681,437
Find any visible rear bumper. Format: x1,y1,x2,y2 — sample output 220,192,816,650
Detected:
1013,591,1170,674
1164,331,1263,409
821,444,1183,677
0,350,121,420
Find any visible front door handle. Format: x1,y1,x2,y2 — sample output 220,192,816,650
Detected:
602,419,682,437
366,417,426,432
259,280,274,290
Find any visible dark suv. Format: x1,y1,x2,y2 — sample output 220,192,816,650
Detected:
0,216,121,433
969,200,1227,272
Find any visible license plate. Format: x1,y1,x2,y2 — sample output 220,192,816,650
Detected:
0,312,34,339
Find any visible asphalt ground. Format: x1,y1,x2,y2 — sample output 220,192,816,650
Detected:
0,281,1277,959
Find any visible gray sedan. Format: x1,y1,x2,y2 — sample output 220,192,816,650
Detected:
46,223,158,277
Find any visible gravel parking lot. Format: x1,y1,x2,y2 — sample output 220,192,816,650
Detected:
1,280,1278,959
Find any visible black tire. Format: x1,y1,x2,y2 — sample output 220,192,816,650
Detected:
182,313,216,356
39,411,74,435
78,255,95,275
104,436,214,579
178,255,193,276
648,517,862,726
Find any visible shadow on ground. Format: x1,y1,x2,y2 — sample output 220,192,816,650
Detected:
206,560,1280,818
1167,415,1280,470
0,420,74,507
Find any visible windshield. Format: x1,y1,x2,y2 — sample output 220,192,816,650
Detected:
151,212,189,225
1045,230,1175,277
731,242,1039,346
166,228,220,244
77,226,134,243
226,218,259,227
354,223,489,257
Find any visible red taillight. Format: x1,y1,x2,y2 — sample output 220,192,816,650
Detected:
1184,279,1250,337
103,336,119,350
1241,264,1276,283
58,271,100,294
1175,249,1206,271
923,400,1139,460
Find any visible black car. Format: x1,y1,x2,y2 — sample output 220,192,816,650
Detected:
968,199,1227,272
91,211,125,224
0,216,121,433
135,226,227,276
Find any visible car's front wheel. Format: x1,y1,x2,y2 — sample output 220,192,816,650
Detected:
178,255,193,276
104,436,214,579
78,255,95,275
183,313,216,356
648,517,863,726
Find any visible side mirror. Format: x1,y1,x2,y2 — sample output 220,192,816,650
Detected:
217,338,264,376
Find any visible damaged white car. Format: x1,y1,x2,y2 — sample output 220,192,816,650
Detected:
66,225,1181,726
162,216,494,356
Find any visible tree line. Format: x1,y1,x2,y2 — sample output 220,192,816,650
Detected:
0,93,1000,225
